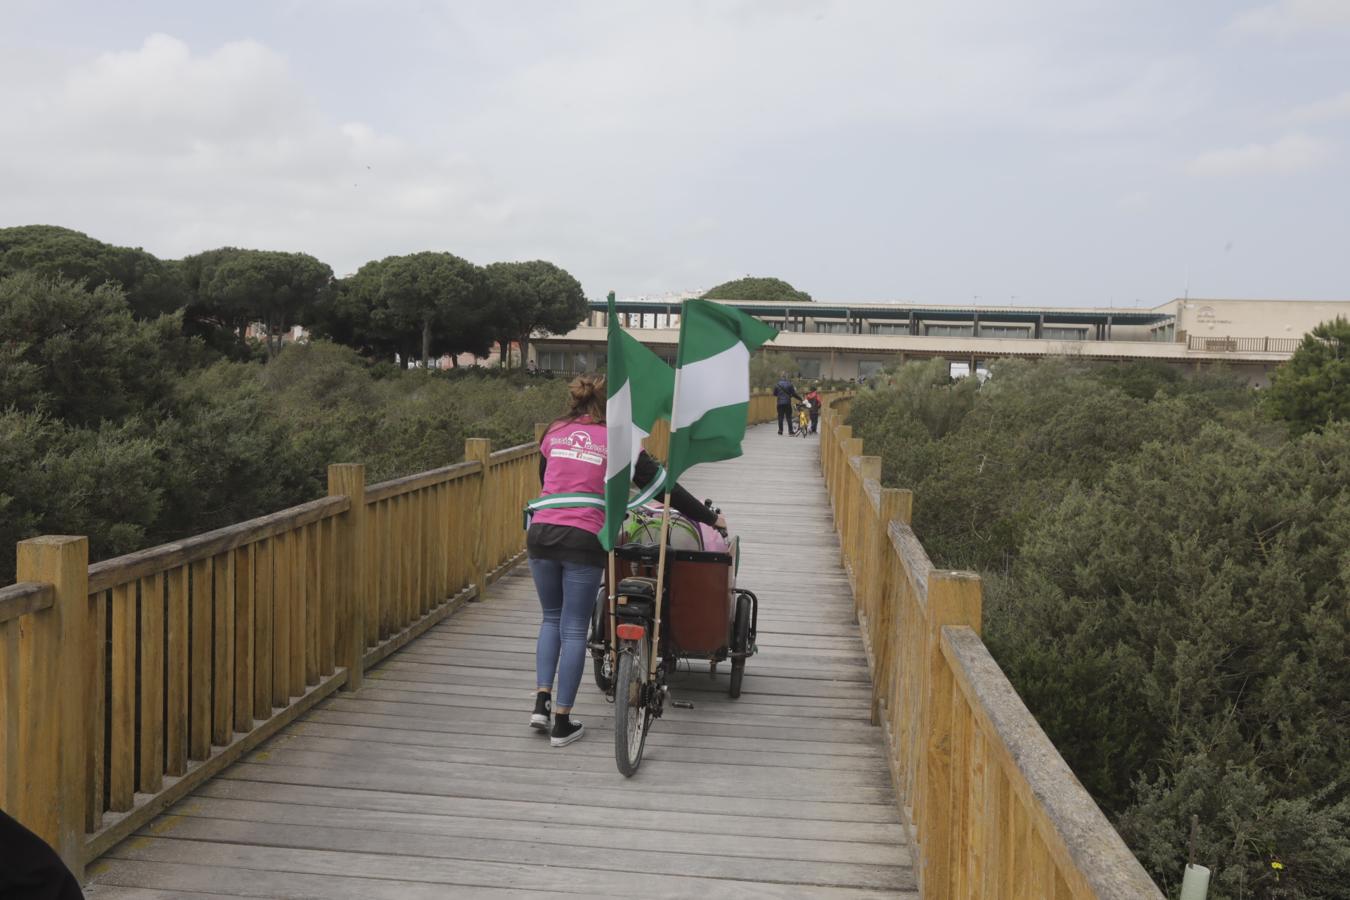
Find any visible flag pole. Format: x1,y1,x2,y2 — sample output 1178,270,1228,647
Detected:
607,549,618,678
649,370,680,678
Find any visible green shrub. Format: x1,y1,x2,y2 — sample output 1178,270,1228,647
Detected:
849,359,1350,898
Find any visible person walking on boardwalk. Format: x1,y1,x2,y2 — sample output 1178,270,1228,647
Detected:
805,382,822,434
773,372,801,435
527,373,725,746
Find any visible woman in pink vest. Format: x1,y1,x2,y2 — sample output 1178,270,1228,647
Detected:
529,373,725,746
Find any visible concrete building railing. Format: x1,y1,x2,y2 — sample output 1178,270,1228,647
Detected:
1185,334,1302,353
819,397,1164,899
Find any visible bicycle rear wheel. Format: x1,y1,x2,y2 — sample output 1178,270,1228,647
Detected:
590,588,613,693
613,641,651,777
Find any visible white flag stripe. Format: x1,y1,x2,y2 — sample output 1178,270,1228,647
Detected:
672,343,750,429
606,379,632,481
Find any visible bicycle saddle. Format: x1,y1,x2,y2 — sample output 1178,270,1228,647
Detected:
616,542,662,563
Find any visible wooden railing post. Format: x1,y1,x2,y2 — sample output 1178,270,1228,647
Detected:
328,464,367,692
870,486,905,726
855,457,882,622
919,571,982,899
465,438,492,600
15,536,90,880
832,426,853,518
841,439,863,570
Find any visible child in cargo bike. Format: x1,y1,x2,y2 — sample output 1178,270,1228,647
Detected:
526,373,726,747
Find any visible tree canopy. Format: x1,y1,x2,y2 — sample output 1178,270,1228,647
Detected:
181,247,333,358
2,223,588,369
702,276,812,303
0,273,186,426
336,252,493,366
1264,316,1350,436
483,260,587,367
0,225,184,319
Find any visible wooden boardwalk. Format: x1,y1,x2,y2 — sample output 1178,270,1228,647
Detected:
85,423,916,899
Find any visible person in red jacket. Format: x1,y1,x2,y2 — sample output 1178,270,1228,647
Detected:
805,382,822,434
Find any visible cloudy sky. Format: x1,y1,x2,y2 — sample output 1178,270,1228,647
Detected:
2,0,1347,305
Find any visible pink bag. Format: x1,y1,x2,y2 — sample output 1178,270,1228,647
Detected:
698,522,730,553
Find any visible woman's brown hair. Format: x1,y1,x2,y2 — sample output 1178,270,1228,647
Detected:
550,372,606,429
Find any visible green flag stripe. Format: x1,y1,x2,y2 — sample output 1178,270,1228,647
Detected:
668,402,751,481
676,299,778,365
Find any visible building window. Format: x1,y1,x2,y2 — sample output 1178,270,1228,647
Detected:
780,320,806,332
798,358,821,379
926,324,974,337
979,325,1031,339
870,323,910,334
858,360,884,379
535,350,562,372
1043,327,1087,341
815,322,851,334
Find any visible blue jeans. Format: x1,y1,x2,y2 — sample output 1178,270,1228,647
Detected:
529,557,603,709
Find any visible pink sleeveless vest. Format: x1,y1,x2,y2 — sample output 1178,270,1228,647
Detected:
533,417,608,534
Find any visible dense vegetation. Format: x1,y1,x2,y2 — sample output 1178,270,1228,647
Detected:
0,272,568,583
847,355,1350,898
702,276,812,303
0,225,587,369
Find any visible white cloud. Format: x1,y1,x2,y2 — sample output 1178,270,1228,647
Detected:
1,3,1346,303
1288,89,1350,122
1187,134,1335,177
0,34,520,271
1230,0,1350,37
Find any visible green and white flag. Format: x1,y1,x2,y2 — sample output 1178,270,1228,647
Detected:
667,299,779,485
601,292,675,551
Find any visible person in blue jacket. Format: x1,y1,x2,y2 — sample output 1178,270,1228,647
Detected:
773,372,801,435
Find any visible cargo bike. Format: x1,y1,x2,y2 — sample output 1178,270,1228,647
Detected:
588,507,760,776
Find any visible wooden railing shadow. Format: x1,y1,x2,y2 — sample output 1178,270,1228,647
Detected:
820,396,1163,899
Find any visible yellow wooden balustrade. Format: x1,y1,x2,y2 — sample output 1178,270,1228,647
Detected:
818,397,1163,899
0,437,539,878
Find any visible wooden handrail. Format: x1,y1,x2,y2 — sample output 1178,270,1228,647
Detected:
365,459,481,503
817,396,1162,899
489,442,538,464
0,580,54,623
941,626,1163,899
88,496,350,593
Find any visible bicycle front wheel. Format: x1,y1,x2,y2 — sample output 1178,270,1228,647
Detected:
613,642,651,777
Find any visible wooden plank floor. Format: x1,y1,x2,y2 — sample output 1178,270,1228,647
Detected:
86,423,916,899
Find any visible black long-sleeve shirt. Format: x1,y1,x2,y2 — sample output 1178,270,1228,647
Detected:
527,449,717,567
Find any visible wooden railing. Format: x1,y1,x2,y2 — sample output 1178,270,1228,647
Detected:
0,437,539,879
820,398,1163,899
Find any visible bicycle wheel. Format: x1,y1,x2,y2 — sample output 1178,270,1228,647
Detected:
614,640,651,777
729,594,752,698
590,588,613,692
